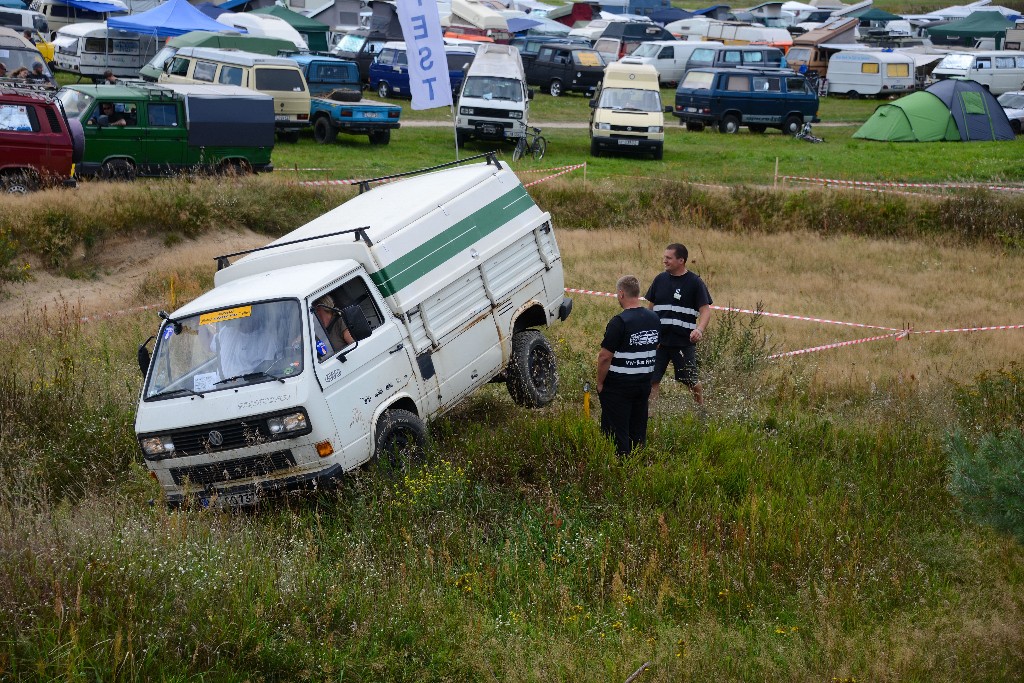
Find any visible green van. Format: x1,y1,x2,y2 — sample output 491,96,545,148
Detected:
57,82,275,179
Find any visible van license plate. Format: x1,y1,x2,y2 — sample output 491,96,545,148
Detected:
618,139,640,146
479,124,497,135
364,112,379,118
275,115,291,121
684,107,697,113
201,490,257,508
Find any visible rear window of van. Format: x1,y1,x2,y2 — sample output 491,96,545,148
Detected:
255,68,306,92
680,70,713,89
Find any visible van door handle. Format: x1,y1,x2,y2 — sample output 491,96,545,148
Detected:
389,343,403,354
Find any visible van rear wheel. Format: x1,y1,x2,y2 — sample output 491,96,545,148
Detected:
373,409,426,472
313,118,338,144
685,121,704,132
100,159,136,182
718,114,740,134
368,130,391,145
507,330,558,408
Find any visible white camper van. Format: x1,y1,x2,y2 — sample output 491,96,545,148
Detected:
52,22,157,80
455,43,531,147
134,157,571,508
826,50,915,97
626,40,722,85
29,0,126,39
931,51,1024,95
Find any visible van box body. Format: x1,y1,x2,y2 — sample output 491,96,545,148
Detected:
158,46,310,136
589,58,666,159
627,40,722,85
931,51,1024,95
134,159,570,508
673,67,819,134
684,44,785,75
455,43,529,144
52,22,158,80
140,31,296,82
825,50,915,97
58,82,275,177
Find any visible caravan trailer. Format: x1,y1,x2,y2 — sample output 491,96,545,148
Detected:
52,22,157,80
825,50,915,97
29,0,126,39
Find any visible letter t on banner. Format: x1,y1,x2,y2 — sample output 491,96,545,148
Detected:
396,0,452,110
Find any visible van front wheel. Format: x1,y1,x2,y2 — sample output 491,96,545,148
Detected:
373,409,426,472
718,114,740,134
549,79,563,97
507,330,558,408
783,115,802,135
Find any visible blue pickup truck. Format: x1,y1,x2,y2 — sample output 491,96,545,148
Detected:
288,55,403,145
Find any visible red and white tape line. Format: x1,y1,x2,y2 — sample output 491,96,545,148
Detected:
522,163,587,188
767,331,908,359
779,175,1024,194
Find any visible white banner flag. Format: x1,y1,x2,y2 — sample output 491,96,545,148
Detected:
395,0,452,110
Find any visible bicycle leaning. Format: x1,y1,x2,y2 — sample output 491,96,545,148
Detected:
512,126,547,161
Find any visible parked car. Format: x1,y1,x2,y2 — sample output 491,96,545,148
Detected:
0,26,57,87
289,53,361,98
0,81,81,192
309,90,401,145
158,46,310,143
932,51,1024,95
592,21,673,62
525,42,605,96
140,31,296,82
589,58,669,159
368,41,476,98
134,158,571,508
673,67,819,134
57,82,275,179
455,43,532,147
332,28,389,83
509,34,590,69
626,40,721,86
997,90,1024,133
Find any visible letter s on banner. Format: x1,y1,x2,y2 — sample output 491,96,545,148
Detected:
396,0,452,110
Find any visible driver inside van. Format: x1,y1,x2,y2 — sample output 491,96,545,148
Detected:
312,294,354,360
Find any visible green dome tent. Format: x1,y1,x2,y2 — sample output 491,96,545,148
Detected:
854,79,1015,141
853,91,961,141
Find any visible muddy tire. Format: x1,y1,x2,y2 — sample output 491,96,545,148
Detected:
506,330,558,408
313,117,338,144
373,409,426,471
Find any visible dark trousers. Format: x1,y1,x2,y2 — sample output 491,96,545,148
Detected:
599,381,652,455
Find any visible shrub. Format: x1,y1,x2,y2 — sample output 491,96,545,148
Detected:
0,230,30,290
946,430,1024,544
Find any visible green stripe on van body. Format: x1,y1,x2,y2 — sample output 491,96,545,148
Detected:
370,185,535,297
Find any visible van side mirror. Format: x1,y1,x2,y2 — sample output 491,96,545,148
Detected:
137,335,154,376
589,99,597,108
341,304,371,341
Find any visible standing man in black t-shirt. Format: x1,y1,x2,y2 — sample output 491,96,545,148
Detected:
645,243,713,405
597,275,662,455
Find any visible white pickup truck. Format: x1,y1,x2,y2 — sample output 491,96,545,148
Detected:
135,156,572,507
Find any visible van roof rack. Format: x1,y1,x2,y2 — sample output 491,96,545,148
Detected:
212,153,504,269
0,78,57,99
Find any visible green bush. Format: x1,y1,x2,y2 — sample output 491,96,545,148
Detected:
0,229,30,290
946,430,1024,544
954,363,1024,435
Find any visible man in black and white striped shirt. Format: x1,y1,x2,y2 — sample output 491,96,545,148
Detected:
645,243,713,405
596,275,661,455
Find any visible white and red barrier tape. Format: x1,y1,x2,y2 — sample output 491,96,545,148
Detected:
779,175,1024,194
563,287,1022,359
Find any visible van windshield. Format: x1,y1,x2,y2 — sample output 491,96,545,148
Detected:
998,91,1024,108
679,70,714,89
147,45,176,71
334,33,364,53
598,87,662,111
631,42,660,58
57,88,93,118
462,75,522,101
938,54,972,70
786,47,811,64
144,300,304,400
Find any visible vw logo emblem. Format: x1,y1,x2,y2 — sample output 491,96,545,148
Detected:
208,430,224,447
626,127,632,131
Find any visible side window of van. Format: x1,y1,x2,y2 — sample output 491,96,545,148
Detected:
744,51,765,65
168,57,190,76
311,277,384,361
193,60,217,82
538,46,554,61
786,77,808,94
995,56,1014,69
395,50,408,67
752,76,780,92
377,48,394,66
689,48,714,64
148,102,179,127
723,50,742,64
218,65,243,86
976,58,991,70
48,4,68,17
1017,57,1024,68
726,74,750,91
659,46,674,59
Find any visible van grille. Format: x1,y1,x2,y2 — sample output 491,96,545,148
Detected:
171,420,271,456
169,450,295,486
468,107,517,119
609,124,648,133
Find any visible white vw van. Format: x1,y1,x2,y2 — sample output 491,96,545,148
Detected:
932,51,1024,95
626,40,722,85
590,58,669,159
135,156,572,508
455,43,531,147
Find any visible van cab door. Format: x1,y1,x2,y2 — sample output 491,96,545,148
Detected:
142,100,184,174
310,274,418,463
86,98,143,168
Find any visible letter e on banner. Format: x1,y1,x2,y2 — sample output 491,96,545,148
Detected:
396,0,452,110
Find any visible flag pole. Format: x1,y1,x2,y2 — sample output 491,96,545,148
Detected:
452,103,459,160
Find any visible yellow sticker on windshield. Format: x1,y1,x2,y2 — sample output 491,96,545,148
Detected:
577,52,602,67
199,306,252,325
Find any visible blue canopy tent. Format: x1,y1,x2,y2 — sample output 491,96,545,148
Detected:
650,7,692,24
195,1,228,18
55,0,127,13
107,0,242,37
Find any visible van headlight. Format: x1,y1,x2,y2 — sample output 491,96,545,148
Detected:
141,435,174,458
648,126,663,133
595,122,611,130
460,106,474,115
267,411,308,435
508,111,523,119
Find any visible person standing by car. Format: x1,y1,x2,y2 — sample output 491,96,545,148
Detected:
645,243,712,405
596,275,661,455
